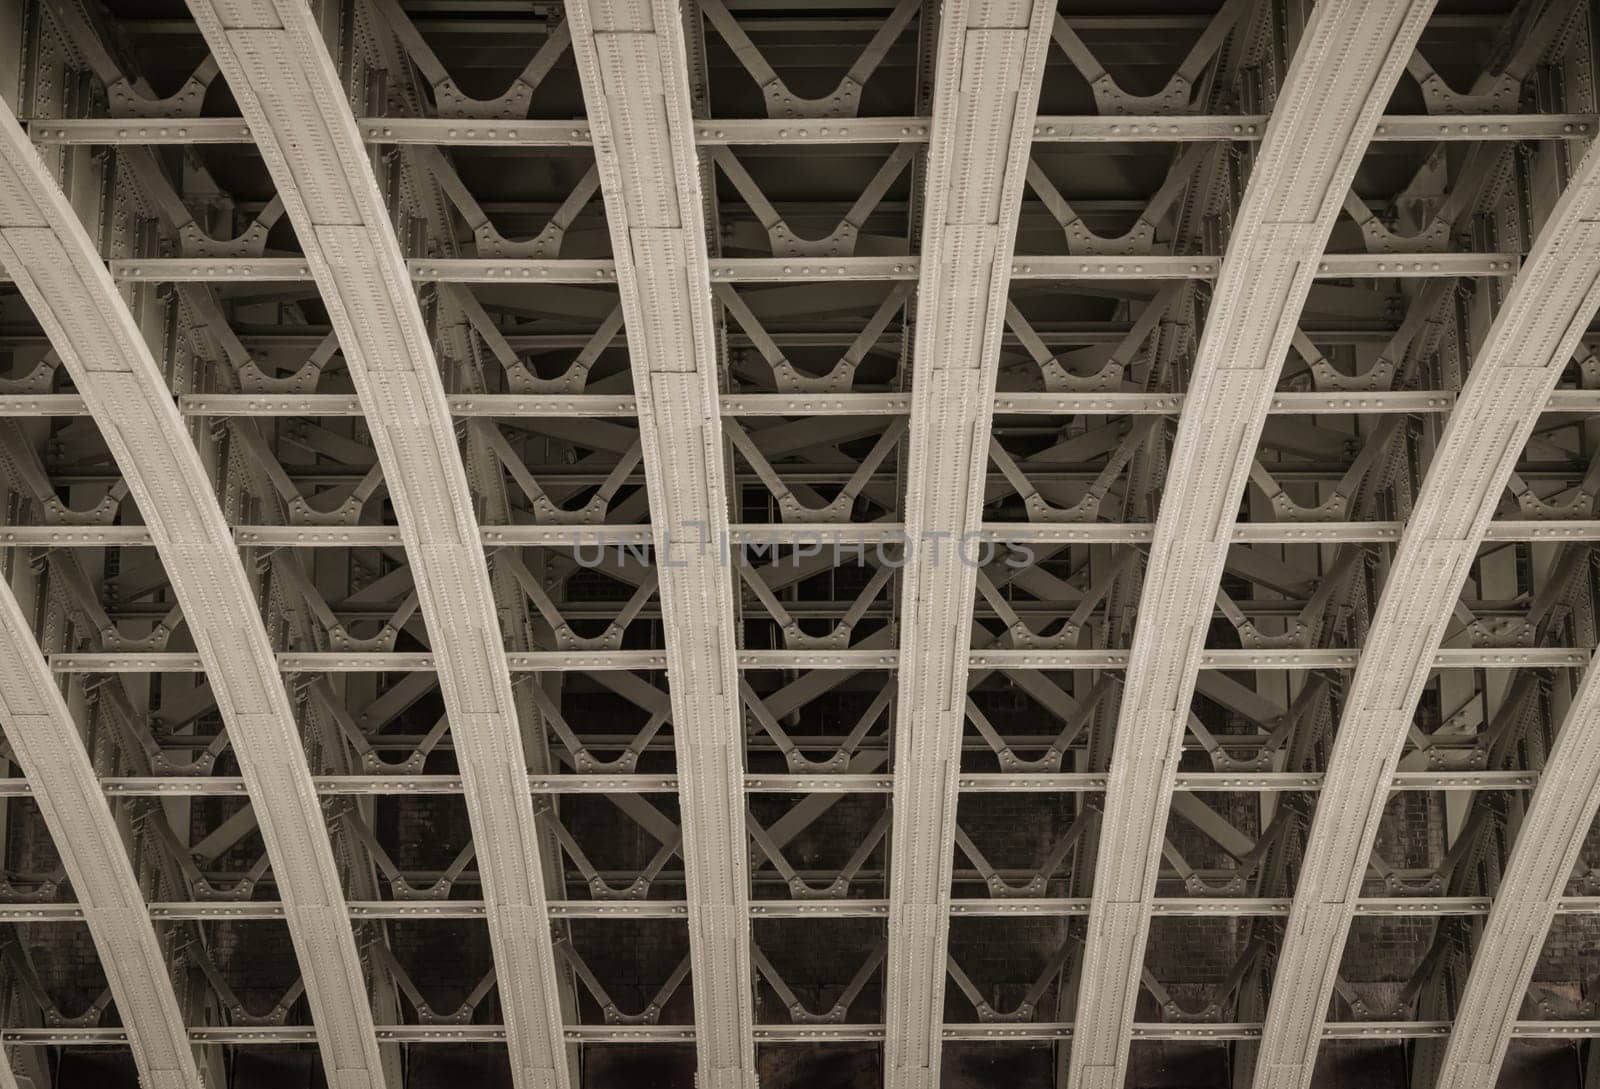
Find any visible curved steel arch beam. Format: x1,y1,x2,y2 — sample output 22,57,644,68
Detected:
1067,5,1437,1088
0,580,201,1089
1255,136,1600,1089
0,104,387,1089
563,3,758,1085
1431,644,1600,1088
883,4,1054,1089
180,2,571,1087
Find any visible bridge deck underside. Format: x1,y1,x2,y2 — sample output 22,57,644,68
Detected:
2,2,1600,1088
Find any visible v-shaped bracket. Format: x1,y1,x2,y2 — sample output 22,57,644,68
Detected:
1003,284,1182,392
450,282,626,394
181,286,337,392
955,805,1098,897
373,0,573,118
948,936,1075,1022
1289,279,1457,391
227,419,387,525
710,144,915,256
741,675,891,772
727,415,906,523
987,419,1156,523
476,418,642,524
1049,0,1256,115
0,421,129,524
699,0,920,118
1405,0,1579,114
753,940,884,1024
747,808,888,899
558,939,690,1025
716,280,910,392
120,147,287,257
50,0,221,117
1248,417,1406,522
414,144,600,257
1026,145,1208,254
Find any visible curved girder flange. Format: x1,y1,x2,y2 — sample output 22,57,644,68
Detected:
883,5,1055,1089
564,3,759,1086
1254,126,1600,1089
1430,649,1600,1088
1067,5,1439,1089
0,579,202,1089
0,103,387,1087
180,3,571,1087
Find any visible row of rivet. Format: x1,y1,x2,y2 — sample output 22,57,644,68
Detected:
32,116,1594,145
28,1023,1591,1043
1315,258,1515,273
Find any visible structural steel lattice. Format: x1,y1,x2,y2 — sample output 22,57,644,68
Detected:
2,1,1600,1088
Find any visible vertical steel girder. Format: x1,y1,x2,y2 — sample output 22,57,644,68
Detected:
563,2,757,1086
1068,5,1437,1088
0,579,200,1089
1431,649,1600,1087
884,4,1053,1089
180,2,571,1086
1254,136,1600,1089
0,103,388,1087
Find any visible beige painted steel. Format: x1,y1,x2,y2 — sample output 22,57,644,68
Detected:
1432,640,1600,1087
0,102,388,1089
1256,133,1600,1089
563,2,758,1085
0,579,202,1089
883,4,1054,1089
180,2,570,1086
1068,4,1438,1088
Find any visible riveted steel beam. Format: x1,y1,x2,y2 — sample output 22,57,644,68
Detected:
28,385,1600,420
8,519,1600,549
883,5,1054,1089
180,2,571,1086
38,644,1591,673
2,1020,1596,1047
0,575,202,1088
1069,6,1438,1089
563,2,758,1085
0,101,388,1088
10,889,1600,925
1255,125,1600,1089
77,252,1522,283
1431,646,1600,1088
24,112,1597,146
0,767,1544,800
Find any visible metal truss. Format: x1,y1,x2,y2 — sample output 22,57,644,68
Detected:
563,3,757,1086
0,251,1526,284
23,889,1600,922
23,111,1600,147
180,3,572,1087
9,2,1600,1087
0,94,389,1088
5,1017,1600,1047
0,566,199,1089
11,517,1600,551
8,386,1600,419
1254,94,1600,1089
32,646,1593,673
1431,650,1600,1087
1069,5,1436,1086
883,5,1053,1087
0,766,1557,799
